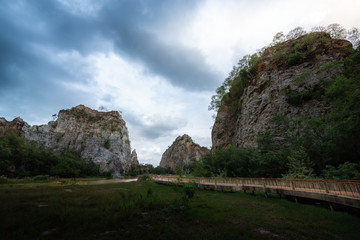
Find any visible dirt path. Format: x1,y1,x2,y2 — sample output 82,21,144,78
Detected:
78,178,138,185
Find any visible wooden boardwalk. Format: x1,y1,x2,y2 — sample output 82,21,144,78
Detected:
153,176,360,209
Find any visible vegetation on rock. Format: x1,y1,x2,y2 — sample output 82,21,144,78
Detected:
0,131,106,178
205,25,360,179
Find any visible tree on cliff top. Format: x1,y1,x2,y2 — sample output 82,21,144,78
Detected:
209,24,359,114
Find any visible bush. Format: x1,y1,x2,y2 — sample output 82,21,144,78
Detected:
288,51,304,66
171,178,183,192
287,90,303,106
322,162,360,179
282,147,315,179
183,180,198,199
104,138,111,149
138,174,152,182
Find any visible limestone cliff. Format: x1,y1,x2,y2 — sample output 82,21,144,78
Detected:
0,117,26,136
130,149,139,166
160,134,209,171
212,33,354,149
4,105,132,176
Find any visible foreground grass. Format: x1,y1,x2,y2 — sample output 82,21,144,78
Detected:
0,181,359,240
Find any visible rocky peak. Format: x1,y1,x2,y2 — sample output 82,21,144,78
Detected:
130,149,139,166
0,117,27,136
21,105,132,177
160,134,209,171
212,33,354,149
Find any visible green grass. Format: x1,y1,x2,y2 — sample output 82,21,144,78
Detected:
0,181,359,240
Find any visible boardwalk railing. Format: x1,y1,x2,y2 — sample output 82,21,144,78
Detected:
153,176,360,208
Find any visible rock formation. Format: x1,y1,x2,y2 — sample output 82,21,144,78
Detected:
0,117,26,136
160,134,209,171
212,33,354,149
130,149,139,166
1,105,132,176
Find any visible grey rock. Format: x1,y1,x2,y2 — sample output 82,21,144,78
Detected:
160,134,209,171
130,149,139,166
212,33,353,149
22,105,132,176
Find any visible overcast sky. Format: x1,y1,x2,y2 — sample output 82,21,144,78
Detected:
1,0,359,166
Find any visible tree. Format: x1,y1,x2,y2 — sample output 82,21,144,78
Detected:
209,53,261,112
347,27,360,49
322,162,360,179
326,23,346,39
286,27,306,40
283,147,314,179
272,32,285,44
128,164,139,176
311,26,326,32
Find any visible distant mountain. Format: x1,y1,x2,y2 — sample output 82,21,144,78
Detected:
160,134,209,171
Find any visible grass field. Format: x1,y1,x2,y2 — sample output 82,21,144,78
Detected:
0,180,359,240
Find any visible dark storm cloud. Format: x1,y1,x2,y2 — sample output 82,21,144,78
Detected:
0,0,220,127
0,0,218,97
98,0,220,91
0,0,98,94
0,0,100,123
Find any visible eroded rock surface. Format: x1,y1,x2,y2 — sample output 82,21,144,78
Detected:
160,134,209,171
212,33,353,149
1,105,132,176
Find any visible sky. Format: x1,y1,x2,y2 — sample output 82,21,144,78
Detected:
1,0,359,166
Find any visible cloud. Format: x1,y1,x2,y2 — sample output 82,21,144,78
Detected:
97,0,220,91
0,0,220,113
125,112,187,140
0,0,101,123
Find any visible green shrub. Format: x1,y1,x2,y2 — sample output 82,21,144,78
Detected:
104,138,111,149
171,178,183,192
292,70,311,86
138,174,152,182
288,51,304,66
287,91,303,106
322,162,360,179
183,181,197,199
282,147,315,179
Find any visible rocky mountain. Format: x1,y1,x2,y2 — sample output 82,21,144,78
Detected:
1,105,132,177
212,32,354,149
160,134,209,171
130,149,139,166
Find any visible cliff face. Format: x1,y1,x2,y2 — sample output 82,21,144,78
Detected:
212,33,354,149
0,117,26,136
160,134,209,171
20,105,132,176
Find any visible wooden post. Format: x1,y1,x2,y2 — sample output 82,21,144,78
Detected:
324,180,329,194
291,181,295,190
